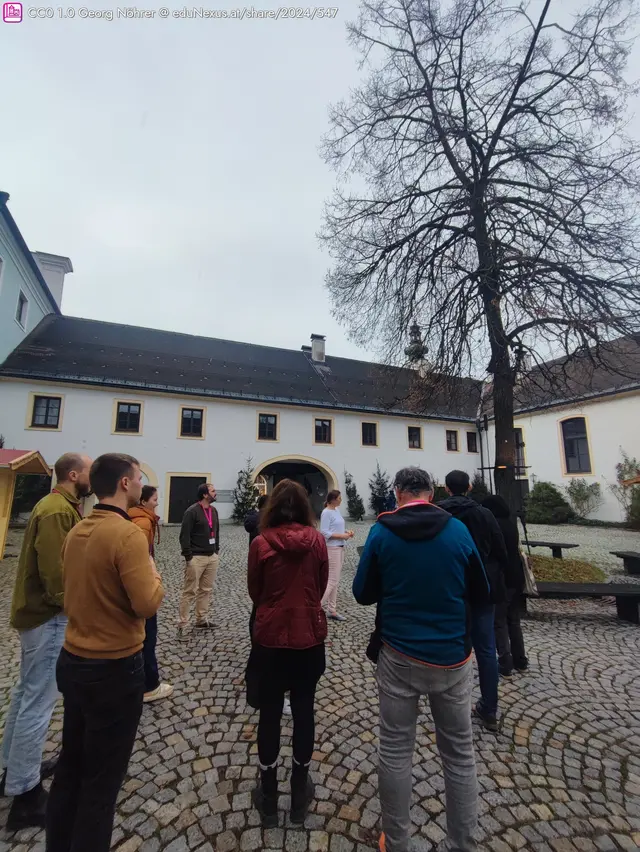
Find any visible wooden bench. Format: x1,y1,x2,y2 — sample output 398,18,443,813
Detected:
526,540,580,560
527,581,640,625
610,551,640,576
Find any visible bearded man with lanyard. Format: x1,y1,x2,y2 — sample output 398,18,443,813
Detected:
178,482,220,634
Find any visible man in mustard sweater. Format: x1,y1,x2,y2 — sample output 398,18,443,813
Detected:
1,452,92,832
46,453,164,852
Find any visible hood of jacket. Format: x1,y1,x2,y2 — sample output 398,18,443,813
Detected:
377,501,451,541
129,506,159,525
260,523,319,553
438,495,481,521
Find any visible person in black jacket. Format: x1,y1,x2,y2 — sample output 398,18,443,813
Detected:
483,495,529,676
178,483,220,634
439,470,508,733
244,495,268,545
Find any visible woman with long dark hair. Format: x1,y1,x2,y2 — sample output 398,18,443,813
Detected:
129,485,173,703
320,489,354,621
248,479,329,827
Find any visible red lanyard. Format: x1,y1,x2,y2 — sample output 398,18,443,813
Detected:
203,505,213,530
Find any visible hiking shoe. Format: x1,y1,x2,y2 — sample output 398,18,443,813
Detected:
6,782,48,832
144,682,174,703
515,662,529,673
195,619,214,630
474,703,498,733
499,668,513,678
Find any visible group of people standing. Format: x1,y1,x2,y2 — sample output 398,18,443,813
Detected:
1,453,528,852
246,467,528,852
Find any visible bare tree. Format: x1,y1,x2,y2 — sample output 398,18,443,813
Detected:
320,0,640,507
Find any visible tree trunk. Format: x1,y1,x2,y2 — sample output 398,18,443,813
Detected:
492,366,521,516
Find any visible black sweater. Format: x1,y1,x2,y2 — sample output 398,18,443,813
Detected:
180,502,220,559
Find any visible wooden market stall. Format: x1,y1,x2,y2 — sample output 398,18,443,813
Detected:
0,449,51,560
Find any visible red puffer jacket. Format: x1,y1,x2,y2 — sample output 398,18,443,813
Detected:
248,523,329,649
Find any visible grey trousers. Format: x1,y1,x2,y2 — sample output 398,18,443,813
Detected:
376,645,478,852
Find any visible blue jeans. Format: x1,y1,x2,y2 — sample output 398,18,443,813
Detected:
1,613,67,795
470,605,498,718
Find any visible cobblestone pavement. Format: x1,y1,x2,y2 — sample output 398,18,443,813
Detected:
1,523,639,852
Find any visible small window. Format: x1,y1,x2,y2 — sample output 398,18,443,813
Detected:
514,428,526,477
467,432,478,454
315,418,332,444
16,291,28,327
408,426,422,449
181,407,203,437
362,422,378,447
115,402,141,433
446,430,459,452
258,413,278,441
31,395,61,429
561,418,591,474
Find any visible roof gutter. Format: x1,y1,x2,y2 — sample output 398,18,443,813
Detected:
0,192,61,315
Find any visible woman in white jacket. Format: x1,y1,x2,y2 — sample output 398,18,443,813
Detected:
320,490,354,621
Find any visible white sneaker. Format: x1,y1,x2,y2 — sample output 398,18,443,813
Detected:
283,697,292,716
144,682,174,703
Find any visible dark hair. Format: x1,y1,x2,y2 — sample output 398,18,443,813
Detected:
325,489,341,507
197,482,212,500
483,494,511,519
393,467,433,496
445,469,470,496
54,453,87,483
260,479,315,530
140,485,158,505
257,494,268,510
90,453,139,500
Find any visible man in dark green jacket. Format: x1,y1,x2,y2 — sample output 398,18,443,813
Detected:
1,452,92,831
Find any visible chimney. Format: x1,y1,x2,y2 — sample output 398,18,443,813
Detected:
310,334,326,363
32,252,73,310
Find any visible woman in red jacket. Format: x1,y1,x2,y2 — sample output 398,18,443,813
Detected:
248,479,329,828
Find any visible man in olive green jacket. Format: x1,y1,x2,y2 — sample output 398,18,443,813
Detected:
1,452,92,832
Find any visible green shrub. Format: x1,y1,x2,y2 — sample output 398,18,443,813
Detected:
344,470,365,521
525,481,575,524
564,478,603,519
369,463,391,516
469,472,490,503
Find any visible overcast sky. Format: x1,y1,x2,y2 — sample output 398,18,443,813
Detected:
2,1,639,364
0,0,370,358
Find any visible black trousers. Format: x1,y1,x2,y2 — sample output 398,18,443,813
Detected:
494,589,528,673
143,616,160,692
46,649,144,852
257,644,325,767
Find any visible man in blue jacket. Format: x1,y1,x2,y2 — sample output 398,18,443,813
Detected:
354,467,489,852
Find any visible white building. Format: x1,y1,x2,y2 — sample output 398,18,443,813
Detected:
483,336,640,522
0,191,72,363
0,317,483,521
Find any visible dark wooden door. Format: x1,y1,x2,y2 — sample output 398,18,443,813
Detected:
168,476,206,524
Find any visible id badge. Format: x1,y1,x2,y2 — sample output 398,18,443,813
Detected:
209,537,216,546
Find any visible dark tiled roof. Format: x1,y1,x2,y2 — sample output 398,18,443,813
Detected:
500,335,640,415
0,315,481,421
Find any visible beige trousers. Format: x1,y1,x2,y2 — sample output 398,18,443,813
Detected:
179,554,219,626
322,546,344,614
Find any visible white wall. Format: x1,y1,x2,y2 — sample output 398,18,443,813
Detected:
0,220,54,363
0,380,483,521
486,393,640,522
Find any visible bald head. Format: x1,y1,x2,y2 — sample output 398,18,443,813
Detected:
54,453,93,498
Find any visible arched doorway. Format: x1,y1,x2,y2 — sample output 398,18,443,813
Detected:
253,455,338,517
